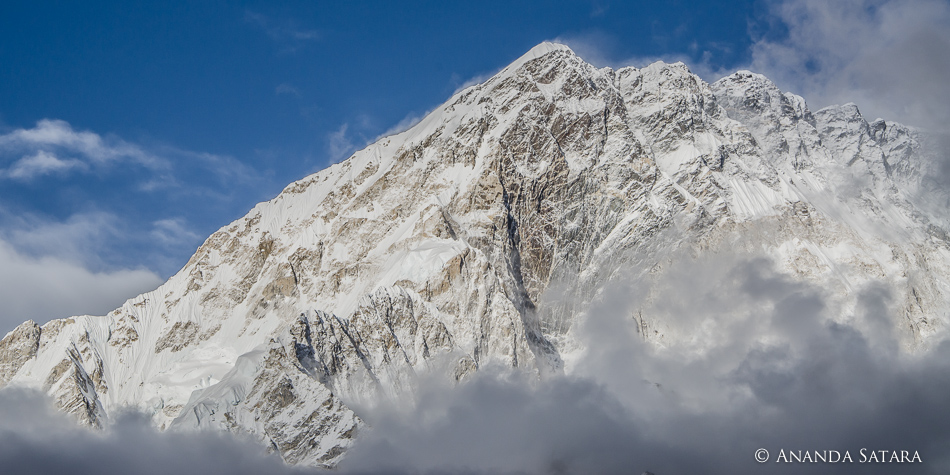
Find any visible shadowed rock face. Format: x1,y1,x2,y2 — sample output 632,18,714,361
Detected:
1,42,948,466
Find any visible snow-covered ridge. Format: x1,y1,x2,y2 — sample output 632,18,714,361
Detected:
1,42,947,467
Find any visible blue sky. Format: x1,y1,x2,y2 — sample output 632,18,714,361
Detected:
0,0,947,330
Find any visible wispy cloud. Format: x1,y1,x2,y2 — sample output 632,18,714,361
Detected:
327,123,355,162
0,119,170,185
244,10,321,52
552,33,731,81
275,83,301,97
0,116,260,213
186,149,257,186
132,146,257,196
0,119,166,174
747,0,950,129
375,110,428,140
589,0,609,18
151,218,201,247
0,117,261,331
4,150,86,180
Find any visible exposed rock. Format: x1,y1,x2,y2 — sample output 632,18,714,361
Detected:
0,320,40,386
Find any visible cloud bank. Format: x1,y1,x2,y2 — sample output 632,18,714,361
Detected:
749,0,950,131
0,389,306,475
333,255,950,474
0,237,161,332
4,254,948,474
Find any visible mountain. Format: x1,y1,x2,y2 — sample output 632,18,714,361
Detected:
1,42,947,467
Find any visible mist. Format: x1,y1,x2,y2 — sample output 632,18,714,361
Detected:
332,254,950,474
3,246,949,475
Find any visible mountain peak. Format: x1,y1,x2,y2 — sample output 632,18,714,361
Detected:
0,40,943,469
524,41,574,58
501,41,576,74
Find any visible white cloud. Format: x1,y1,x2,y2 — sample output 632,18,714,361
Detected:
747,0,950,129
327,123,355,162
551,33,731,83
0,238,161,331
339,253,950,474
4,150,87,180
375,110,429,141
0,118,255,195
244,11,321,52
275,83,301,97
0,117,259,332
0,211,121,268
151,218,200,247
0,119,167,179
0,207,206,281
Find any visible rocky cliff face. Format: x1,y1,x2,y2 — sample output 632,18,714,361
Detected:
1,42,947,467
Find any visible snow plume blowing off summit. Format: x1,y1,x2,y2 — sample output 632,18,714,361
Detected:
3,38,950,474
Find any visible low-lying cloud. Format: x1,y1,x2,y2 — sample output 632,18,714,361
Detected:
332,255,950,474
2,252,949,474
0,389,307,475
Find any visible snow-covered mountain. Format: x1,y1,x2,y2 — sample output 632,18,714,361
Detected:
1,42,947,467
